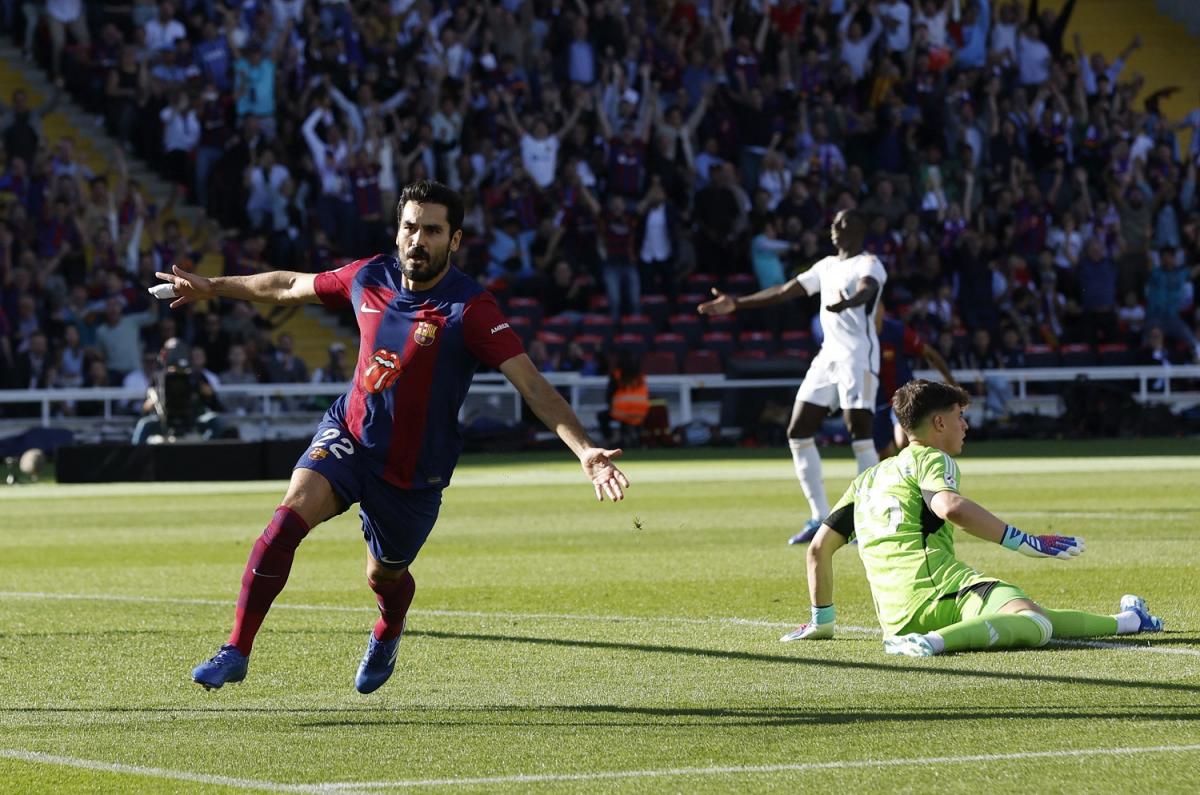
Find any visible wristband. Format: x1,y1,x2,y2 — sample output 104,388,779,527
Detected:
1000,524,1025,551
811,604,835,625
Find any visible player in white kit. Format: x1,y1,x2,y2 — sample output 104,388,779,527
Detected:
698,209,886,544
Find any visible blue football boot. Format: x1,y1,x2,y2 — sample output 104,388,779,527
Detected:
1119,594,1164,632
788,518,822,545
192,644,248,690
355,628,402,694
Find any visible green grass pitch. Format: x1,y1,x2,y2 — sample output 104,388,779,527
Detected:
1,441,1198,793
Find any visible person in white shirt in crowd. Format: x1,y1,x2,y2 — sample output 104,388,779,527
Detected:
877,0,911,54
503,88,583,191
989,0,1020,68
1017,21,1051,87
245,147,291,230
159,89,200,195
44,0,89,78
302,98,357,254
144,1,186,53
636,177,680,304
837,2,883,81
1074,32,1141,97
914,0,949,49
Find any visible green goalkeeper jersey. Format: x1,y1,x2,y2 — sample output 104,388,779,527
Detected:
826,443,992,634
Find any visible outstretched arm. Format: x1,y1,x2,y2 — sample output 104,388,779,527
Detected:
153,264,321,308
499,354,630,502
698,280,808,315
930,491,1084,558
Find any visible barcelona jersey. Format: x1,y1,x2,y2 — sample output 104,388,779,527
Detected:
313,256,525,489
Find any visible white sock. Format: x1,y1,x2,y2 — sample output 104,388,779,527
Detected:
1114,610,1141,635
851,439,879,473
788,438,829,521
924,632,947,654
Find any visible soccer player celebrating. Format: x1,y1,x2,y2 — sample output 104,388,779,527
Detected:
154,181,630,693
699,209,886,545
781,379,1162,656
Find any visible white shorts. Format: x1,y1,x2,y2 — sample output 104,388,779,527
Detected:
795,355,878,412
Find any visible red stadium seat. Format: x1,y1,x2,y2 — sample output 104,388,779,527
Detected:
619,314,655,339
701,331,735,357
667,314,703,346
1097,343,1134,367
653,332,689,360
1024,344,1059,368
738,330,777,355
542,313,580,337
640,294,670,329
1060,343,1096,368
642,350,679,375
683,349,723,374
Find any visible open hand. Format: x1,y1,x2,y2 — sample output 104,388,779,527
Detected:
153,264,216,309
697,287,736,316
580,447,630,502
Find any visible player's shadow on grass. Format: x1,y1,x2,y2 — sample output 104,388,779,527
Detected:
406,629,1200,694
300,704,1200,729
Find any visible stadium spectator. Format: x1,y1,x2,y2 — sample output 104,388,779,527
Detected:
92,297,156,382
44,0,88,80
1145,248,1200,361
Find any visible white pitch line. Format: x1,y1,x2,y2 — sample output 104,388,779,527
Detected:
325,744,1200,789
0,749,357,794
2,591,1197,656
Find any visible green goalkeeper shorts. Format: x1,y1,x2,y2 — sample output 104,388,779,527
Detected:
899,580,1032,635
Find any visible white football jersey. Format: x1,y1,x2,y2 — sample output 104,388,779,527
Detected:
795,253,888,371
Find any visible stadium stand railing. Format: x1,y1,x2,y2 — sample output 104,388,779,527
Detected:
3,366,1198,439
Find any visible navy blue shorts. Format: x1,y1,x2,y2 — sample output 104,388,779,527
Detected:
294,418,442,569
872,405,898,453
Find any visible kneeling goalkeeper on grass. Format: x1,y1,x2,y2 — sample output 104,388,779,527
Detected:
780,379,1163,656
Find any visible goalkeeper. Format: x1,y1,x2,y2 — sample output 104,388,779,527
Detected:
781,379,1163,656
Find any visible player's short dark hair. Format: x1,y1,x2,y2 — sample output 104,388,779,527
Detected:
892,379,971,431
398,180,464,235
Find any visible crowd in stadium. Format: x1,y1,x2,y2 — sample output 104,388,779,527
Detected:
1,0,1199,417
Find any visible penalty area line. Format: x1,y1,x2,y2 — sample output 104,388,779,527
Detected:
2,591,1196,656
322,744,1200,789
0,749,368,794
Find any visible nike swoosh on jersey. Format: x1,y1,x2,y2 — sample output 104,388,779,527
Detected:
360,302,382,314
379,556,409,566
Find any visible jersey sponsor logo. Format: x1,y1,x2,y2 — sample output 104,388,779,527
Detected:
363,348,402,393
360,301,382,314
413,320,438,346
490,322,510,335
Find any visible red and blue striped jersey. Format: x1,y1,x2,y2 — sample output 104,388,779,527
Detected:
314,255,525,489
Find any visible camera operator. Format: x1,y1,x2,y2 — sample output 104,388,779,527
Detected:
131,338,228,444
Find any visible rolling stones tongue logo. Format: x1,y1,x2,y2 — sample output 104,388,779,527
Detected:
362,349,402,393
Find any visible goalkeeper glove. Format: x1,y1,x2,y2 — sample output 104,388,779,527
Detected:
779,604,835,642
1000,525,1085,559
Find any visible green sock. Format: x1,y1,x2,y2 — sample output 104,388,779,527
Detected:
931,612,1050,653
1042,609,1119,638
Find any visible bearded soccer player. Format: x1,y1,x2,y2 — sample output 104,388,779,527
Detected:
699,209,886,545
780,379,1162,656
154,180,630,693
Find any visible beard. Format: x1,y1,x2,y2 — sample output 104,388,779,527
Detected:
400,246,450,283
